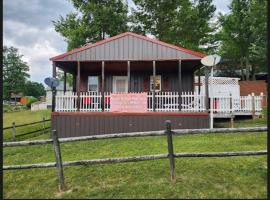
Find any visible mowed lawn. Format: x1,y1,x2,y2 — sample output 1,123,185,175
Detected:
4,131,267,199
3,109,51,141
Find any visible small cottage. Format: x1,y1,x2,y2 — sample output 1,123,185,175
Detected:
49,32,211,138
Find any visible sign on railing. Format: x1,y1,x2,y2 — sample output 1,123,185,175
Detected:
110,92,147,112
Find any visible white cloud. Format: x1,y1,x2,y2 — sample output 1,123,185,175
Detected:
3,20,67,83
3,0,230,85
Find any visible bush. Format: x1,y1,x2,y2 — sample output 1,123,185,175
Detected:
26,97,38,108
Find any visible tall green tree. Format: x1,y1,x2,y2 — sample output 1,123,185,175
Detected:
56,69,73,88
23,81,46,98
3,46,30,100
218,0,267,80
53,0,129,50
130,0,216,52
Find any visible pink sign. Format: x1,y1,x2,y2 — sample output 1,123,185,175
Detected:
110,93,147,112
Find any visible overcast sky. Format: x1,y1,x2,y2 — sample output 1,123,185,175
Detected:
3,0,230,84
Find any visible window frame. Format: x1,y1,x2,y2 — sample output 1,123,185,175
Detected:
87,76,99,92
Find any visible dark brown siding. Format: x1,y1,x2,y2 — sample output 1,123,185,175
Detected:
52,112,209,138
80,71,194,92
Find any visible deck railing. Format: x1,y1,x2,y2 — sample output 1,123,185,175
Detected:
181,92,206,112
55,92,263,114
211,94,263,114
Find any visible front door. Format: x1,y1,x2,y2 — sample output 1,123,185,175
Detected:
113,76,128,93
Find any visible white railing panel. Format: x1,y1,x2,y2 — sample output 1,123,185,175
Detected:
181,92,206,112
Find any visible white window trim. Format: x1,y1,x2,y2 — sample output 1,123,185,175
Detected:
113,76,128,93
87,76,99,92
150,75,161,91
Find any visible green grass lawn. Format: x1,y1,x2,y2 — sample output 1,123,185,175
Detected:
3,108,267,198
3,131,267,199
3,109,51,141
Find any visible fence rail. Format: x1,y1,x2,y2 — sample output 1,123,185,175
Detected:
3,119,51,130
3,118,51,141
3,124,267,191
3,127,267,147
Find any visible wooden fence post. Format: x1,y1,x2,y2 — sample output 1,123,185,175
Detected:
165,120,175,181
12,122,16,141
51,130,65,191
42,117,45,134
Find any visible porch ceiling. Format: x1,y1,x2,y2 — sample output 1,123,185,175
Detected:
56,60,201,74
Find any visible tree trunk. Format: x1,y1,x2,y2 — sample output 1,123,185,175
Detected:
245,57,250,81
251,65,256,80
240,57,245,80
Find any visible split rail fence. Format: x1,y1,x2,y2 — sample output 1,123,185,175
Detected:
3,118,51,141
3,123,267,191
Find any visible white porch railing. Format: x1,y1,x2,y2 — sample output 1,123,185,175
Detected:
80,92,102,112
211,95,263,113
55,92,263,114
181,92,206,112
55,92,77,112
147,92,180,112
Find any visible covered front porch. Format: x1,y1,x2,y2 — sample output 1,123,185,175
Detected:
54,59,206,113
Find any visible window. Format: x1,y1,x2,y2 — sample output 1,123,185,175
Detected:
150,75,161,91
113,76,128,92
88,76,99,92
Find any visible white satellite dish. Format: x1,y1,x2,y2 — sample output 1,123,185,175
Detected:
201,54,221,67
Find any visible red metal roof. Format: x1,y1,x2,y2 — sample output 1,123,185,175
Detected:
50,32,206,61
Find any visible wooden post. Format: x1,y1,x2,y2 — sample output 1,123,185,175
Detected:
72,73,76,93
230,116,234,128
198,67,201,94
52,62,57,112
153,61,156,112
204,67,209,110
76,61,81,111
12,122,16,141
252,92,255,119
165,120,175,181
178,60,182,111
63,71,67,94
101,61,105,111
42,117,46,134
52,62,56,78
127,61,130,92
51,130,65,191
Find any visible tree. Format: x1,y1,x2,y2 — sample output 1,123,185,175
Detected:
23,81,46,98
248,0,267,79
56,69,73,88
218,0,267,80
3,46,30,100
53,0,129,50
130,0,216,53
